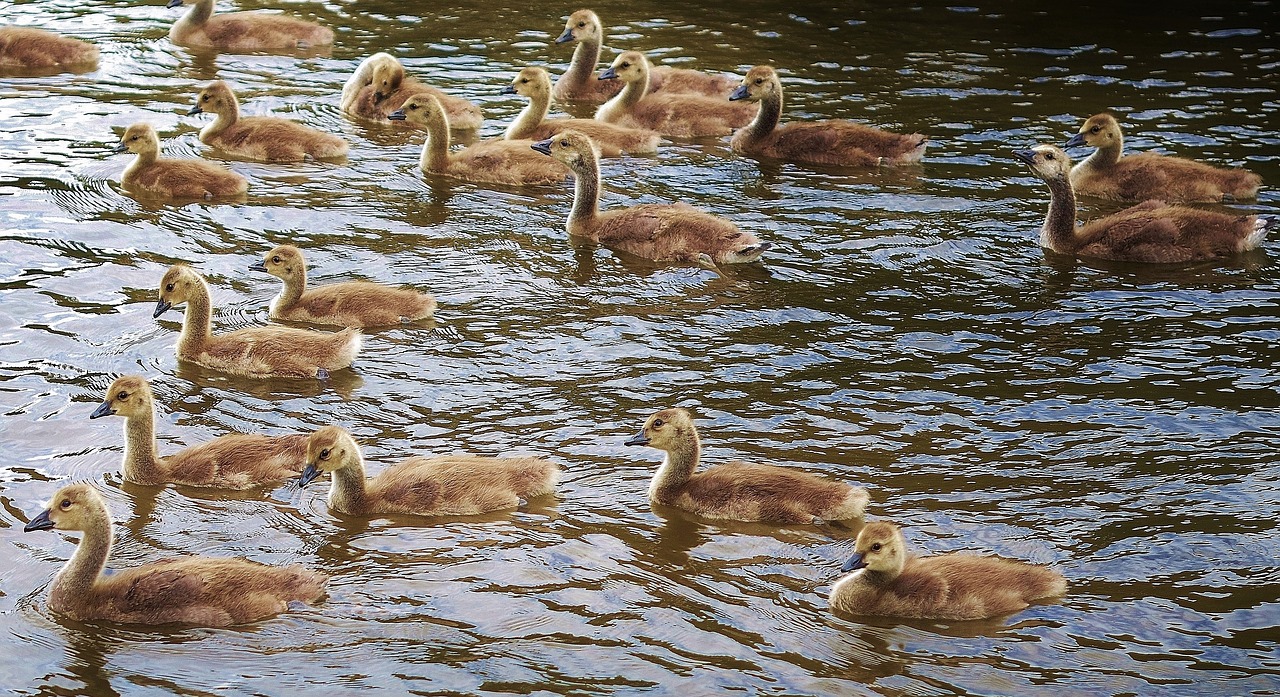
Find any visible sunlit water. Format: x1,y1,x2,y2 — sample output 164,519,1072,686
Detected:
2,1,1278,694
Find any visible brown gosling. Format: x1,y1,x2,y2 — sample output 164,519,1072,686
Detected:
188,81,347,162
1065,113,1262,203
730,65,927,167
595,51,757,137
551,9,737,103
339,52,483,131
23,483,326,626
299,425,560,517
532,130,768,265
624,408,869,524
154,264,361,379
114,123,248,199
503,66,660,157
251,244,436,327
89,375,307,488
166,0,333,52
1014,144,1272,263
0,27,98,71
830,521,1067,621
389,95,570,187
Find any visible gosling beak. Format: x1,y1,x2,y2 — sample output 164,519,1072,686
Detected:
554,28,574,44
112,142,128,154
248,261,268,272
1064,133,1087,148
728,84,750,101
598,67,617,81
387,109,407,121
299,463,321,488
623,430,650,447
166,0,182,7
89,401,115,419
153,299,172,319
841,552,867,573
530,137,553,156
186,104,203,116
24,509,54,532
1011,149,1037,166
500,84,517,95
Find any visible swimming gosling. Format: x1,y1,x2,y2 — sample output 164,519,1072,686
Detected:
340,52,483,130
0,27,98,71
503,66,660,157
188,80,347,162
167,0,333,52
596,51,756,137
114,123,248,199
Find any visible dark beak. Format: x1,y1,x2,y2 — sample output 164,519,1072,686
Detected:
1012,149,1037,166
530,137,553,156
623,430,650,447
249,261,268,272
554,28,574,44
166,0,182,8
299,463,321,488
90,401,115,419
153,299,172,319
1064,133,1087,148
24,509,54,532
112,142,128,154
841,552,867,573
500,84,517,95
598,67,617,81
728,84,749,102
186,104,203,116
387,109,406,121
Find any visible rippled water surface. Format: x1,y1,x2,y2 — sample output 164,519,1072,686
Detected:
2,1,1278,694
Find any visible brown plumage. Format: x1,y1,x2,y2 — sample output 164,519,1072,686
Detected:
1065,113,1261,202
595,51,756,137
389,94,569,186
0,27,98,70
299,425,560,517
251,244,435,327
114,123,248,199
154,264,361,379
339,52,483,131
23,483,326,626
188,81,347,162
830,521,1066,621
1015,144,1272,263
624,408,869,524
167,0,333,52
551,9,737,103
532,130,768,265
89,375,307,489
503,66,660,157
730,65,926,167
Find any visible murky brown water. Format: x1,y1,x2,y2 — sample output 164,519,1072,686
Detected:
2,1,1278,694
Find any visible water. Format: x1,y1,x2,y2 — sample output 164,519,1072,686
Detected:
2,1,1278,694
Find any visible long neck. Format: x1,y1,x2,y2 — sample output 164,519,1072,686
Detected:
649,432,700,499
202,99,240,140
568,155,601,236
741,89,782,142
328,461,368,514
178,284,213,353
180,0,213,28
277,268,306,309
125,147,158,179
1083,134,1123,169
53,516,112,598
505,89,551,139
563,37,601,89
597,70,647,122
419,113,451,172
1041,175,1080,252
122,408,161,481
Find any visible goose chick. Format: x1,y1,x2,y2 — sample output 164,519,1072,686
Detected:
1065,113,1261,203
595,51,757,138
503,66,660,157
830,521,1066,621
533,130,768,264
167,0,333,52
340,52,483,131
251,244,435,327
0,27,98,70
1014,144,1272,263
299,425,560,517
24,483,326,626
188,80,347,162
730,65,926,167
624,408,868,524
114,123,248,199
389,95,569,186
154,264,361,379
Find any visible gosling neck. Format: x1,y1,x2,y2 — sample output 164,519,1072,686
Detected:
1040,174,1081,253
418,112,452,172
597,70,648,123
52,514,113,600
327,460,369,514
1082,133,1123,170
648,430,701,502
275,268,307,312
567,154,601,238
200,98,241,142
563,36,602,91
177,283,214,355
121,406,163,484
505,89,551,140
178,0,213,29
124,145,159,180
740,89,782,143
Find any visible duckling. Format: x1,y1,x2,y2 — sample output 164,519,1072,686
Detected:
1065,113,1261,203
166,0,333,52
595,51,756,137
729,65,927,167
250,244,435,327
89,375,307,489
502,66,660,157
830,521,1066,621
0,27,98,70
187,81,347,162
1014,144,1272,263
389,95,569,186
114,123,248,199
299,425,560,517
154,264,361,379
24,483,325,626
533,130,768,264
623,408,868,524
552,9,737,103
340,52,483,131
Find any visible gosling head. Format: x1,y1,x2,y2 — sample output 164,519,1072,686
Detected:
113,123,160,156
598,50,648,83
502,66,552,98
90,375,154,420
24,483,108,534
1012,144,1073,183
556,9,602,45
1065,112,1122,149
188,80,237,117
624,408,697,451
841,521,908,577
730,65,780,103
530,129,598,170
370,55,406,102
300,425,360,487
387,94,442,125
154,264,205,319
250,244,306,281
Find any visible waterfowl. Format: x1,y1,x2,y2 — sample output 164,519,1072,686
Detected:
596,51,756,137
503,66,659,157
188,81,347,162
167,0,333,52
532,130,768,264
0,27,98,70
830,521,1066,621
154,264,361,379
24,483,326,626
1065,113,1262,202
1014,144,1272,263
340,52,483,131
623,408,868,524
729,65,927,167
389,95,569,186
89,375,307,489
114,123,248,199
250,244,435,327
552,9,737,103
299,425,560,517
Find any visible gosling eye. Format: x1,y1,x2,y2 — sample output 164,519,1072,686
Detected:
620,62,630,69
1045,152,1056,161
577,21,586,27
271,255,281,264
408,103,419,110
319,449,331,460
754,78,764,85
165,283,175,292
201,95,209,102
871,542,882,551
652,418,664,428
60,498,72,510
1090,126,1100,133
117,391,128,401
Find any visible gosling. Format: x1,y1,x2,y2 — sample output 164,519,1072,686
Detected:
114,123,248,199
0,27,98,71
188,81,347,162
167,0,333,52
503,66,660,157
595,51,757,138
340,52,483,131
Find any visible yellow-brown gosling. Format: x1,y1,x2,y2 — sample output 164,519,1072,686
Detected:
166,0,333,52
299,425,560,517
340,52,483,131
188,81,347,162
24,483,326,626
830,521,1066,621
503,66,660,157
0,27,98,70
624,408,869,524
595,51,756,137
114,123,248,199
